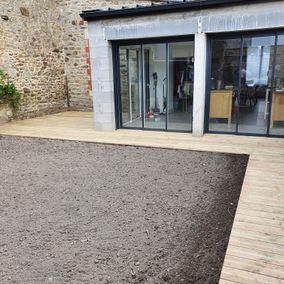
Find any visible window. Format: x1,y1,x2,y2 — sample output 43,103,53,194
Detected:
117,39,194,132
207,32,284,137
270,34,284,136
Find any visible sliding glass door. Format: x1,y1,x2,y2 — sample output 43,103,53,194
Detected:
209,37,241,133
270,34,284,136
208,32,284,137
168,42,194,131
117,39,194,132
119,45,142,128
238,35,275,134
143,43,167,130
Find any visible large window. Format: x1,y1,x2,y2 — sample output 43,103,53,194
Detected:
119,45,142,128
168,42,194,131
143,43,167,130
209,38,241,133
238,35,275,134
270,34,284,136
208,32,284,137
117,39,194,131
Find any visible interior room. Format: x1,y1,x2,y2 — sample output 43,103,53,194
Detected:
208,32,284,136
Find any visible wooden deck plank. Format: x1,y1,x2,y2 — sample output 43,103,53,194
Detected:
236,195,284,208
233,221,284,237
237,208,284,219
219,280,240,284
221,266,284,284
0,111,283,284
231,228,284,246
224,255,284,279
237,210,284,222
219,280,241,284
226,245,284,267
238,202,284,214
235,214,284,228
229,236,284,256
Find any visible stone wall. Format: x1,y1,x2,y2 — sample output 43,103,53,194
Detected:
0,0,160,119
60,0,161,111
0,0,66,118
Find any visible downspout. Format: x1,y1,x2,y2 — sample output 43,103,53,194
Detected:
65,75,70,108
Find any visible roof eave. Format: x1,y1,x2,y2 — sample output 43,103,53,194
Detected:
80,0,271,22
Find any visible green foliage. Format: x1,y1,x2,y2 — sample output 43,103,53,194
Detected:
0,69,21,113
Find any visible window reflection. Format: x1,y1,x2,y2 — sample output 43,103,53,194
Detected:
208,34,283,136
238,36,275,134
119,45,142,128
209,38,241,132
168,42,194,131
270,34,284,135
118,41,194,131
143,43,167,130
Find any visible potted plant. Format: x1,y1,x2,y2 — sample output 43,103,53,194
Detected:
0,69,21,123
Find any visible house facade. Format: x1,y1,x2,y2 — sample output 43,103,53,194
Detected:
81,0,284,137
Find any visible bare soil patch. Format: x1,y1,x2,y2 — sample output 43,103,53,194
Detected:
0,137,248,284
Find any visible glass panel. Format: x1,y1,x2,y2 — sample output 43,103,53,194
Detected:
143,43,167,130
238,35,275,134
119,45,142,128
209,38,241,133
168,41,194,131
270,34,284,136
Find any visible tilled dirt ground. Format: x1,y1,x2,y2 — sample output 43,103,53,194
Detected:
0,136,248,284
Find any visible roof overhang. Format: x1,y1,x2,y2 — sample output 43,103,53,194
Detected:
80,0,274,22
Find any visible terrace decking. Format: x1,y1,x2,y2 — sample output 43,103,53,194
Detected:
0,111,283,284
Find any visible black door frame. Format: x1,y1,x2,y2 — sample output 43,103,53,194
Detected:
112,36,195,133
205,29,284,138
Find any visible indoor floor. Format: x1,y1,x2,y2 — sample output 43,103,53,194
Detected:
209,98,284,136
122,111,192,131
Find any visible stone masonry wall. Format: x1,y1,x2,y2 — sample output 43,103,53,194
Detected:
0,0,66,118
60,0,162,111
0,0,160,119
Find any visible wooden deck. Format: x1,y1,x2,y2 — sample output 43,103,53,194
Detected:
0,111,283,283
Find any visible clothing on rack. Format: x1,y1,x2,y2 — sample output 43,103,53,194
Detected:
177,63,194,98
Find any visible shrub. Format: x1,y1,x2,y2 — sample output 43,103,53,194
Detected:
0,69,21,113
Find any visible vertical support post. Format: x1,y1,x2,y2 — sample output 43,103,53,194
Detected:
193,32,207,137
88,23,116,131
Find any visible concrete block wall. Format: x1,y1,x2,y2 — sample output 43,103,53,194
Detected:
88,22,116,131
